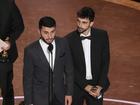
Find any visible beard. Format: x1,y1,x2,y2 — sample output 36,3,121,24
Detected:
40,36,54,44
77,27,88,34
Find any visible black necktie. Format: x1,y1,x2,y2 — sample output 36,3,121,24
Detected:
80,36,92,40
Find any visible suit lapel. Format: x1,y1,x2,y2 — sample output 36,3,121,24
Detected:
73,31,86,70
34,40,50,67
91,28,97,72
34,38,61,72
53,37,61,71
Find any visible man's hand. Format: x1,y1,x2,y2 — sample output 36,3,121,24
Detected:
85,85,103,98
84,84,93,92
2,37,11,51
3,40,11,51
95,85,103,96
84,85,97,98
65,96,72,105
90,85,103,98
0,38,10,52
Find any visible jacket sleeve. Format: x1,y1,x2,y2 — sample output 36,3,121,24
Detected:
8,2,24,44
23,47,34,104
74,68,88,89
64,38,74,96
66,34,88,90
98,31,110,91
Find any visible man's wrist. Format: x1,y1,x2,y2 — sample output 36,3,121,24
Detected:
96,85,103,92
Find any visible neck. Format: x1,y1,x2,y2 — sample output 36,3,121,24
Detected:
82,28,91,36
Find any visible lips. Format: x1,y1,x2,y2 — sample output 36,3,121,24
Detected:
78,27,84,32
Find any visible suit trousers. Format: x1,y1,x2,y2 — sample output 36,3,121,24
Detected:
72,85,103,105
18,94,63,105
53,94,64,105
0,62,14,105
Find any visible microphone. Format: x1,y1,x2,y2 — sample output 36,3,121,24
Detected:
48,43,53,53
48,43,54,105
40,37,53,52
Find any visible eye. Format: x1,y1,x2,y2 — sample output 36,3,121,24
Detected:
82,21,88,24
43,31,48,34
51,30,55,33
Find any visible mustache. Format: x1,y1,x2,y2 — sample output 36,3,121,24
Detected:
40,37,47,43
40,37,54,44
77,27,84,30
77,27,87,33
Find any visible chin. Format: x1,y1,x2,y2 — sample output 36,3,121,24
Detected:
78,29,84,33
46,40,53,44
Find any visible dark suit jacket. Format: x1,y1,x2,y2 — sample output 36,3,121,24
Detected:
23,37,73,105
66,28,110,93
0,0,24,62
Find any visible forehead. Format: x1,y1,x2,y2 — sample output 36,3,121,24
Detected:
41,26,56,32
77,17,90,22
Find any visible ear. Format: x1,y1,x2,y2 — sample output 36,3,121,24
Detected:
90,21,94,27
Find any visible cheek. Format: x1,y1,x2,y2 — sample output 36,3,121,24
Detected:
83,24,90,29
77,22,80,26
51,32,55,38
41,34,49,39
53,33,55,37
77,23,88,29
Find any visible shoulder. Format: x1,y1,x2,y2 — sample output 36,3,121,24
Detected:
55,36,68,45
65,30,78,39
92,28,108,38
24,40,39,51
92,28,107,34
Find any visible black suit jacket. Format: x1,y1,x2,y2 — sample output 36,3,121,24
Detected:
23,37,73,105
66,28,110,92
0,0,24,62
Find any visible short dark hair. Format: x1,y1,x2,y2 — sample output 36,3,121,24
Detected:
77,7,95,22
39,16,56,29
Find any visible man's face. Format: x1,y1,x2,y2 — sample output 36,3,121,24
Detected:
77,17,94,33
39,26,56,44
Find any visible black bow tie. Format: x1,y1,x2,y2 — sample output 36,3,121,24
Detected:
80,36,92,40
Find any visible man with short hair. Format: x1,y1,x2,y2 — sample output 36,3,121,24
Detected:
23,16,73,105
66,7,110,105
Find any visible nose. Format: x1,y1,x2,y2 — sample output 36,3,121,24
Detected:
47,33,51,38
78,22,83,28
48,33,54,39
78,22,81,27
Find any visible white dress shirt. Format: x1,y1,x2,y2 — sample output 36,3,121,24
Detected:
39,39,56,70
80,31,93,80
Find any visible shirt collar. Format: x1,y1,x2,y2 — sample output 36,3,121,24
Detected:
80,28,91,37
40,39,55,48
